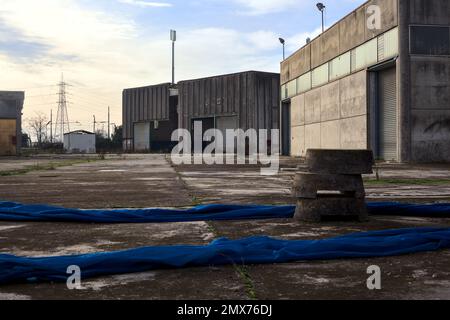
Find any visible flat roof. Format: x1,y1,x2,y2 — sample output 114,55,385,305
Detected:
177,70,280,84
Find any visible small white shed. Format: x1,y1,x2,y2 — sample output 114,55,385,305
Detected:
64,130,96,154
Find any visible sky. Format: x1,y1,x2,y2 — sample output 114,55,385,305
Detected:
0,0,366,138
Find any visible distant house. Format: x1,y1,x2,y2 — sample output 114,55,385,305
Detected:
64,130,96,154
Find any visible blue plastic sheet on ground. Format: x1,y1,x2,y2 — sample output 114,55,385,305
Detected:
1,227,450,285
0,201,450,224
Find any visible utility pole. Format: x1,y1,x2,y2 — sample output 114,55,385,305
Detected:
316,3,326,33
54,73,70,142
170,30,176,85
108,106,111,140
50,109,53,143
93,115,96,133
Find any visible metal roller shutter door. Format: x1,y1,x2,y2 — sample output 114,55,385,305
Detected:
378,67,397,161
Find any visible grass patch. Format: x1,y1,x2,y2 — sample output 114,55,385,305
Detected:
364,178,450,186
235,265,257,300
0,158,102,177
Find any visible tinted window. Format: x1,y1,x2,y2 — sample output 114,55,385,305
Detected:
411,26,450,56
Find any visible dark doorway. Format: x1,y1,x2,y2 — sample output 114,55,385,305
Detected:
191,117,215,151
281,102,291,156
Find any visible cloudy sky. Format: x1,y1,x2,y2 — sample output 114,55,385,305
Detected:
0,0,365,137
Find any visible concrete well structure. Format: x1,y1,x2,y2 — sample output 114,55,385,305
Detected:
0,91,24,156
281,0,450,163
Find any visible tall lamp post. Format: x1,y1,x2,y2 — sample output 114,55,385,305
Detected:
316,3,326,33
279,38,285,60
170,29,176,85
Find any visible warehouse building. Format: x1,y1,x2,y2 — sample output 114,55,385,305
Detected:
281,0,449,162
122,83,178,152
123,71,280,152
0,91,24,156
64,130,96,154
178,71,280,147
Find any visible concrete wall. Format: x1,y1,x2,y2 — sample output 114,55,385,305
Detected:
405,0,450,162
281,0,398,85
290,70,368,157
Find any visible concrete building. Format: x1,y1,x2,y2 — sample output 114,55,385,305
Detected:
122,83,178,152
123,71,280,152
64,130,96,154
281,0,450,163
0,91,24,156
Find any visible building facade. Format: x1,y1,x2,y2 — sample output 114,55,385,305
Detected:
178,71,280,142
281,0,449,162
123,71,280,152
122,83,178,152
0,91,24,156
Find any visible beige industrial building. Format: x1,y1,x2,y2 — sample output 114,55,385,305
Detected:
281,0,449,162
0,91,24,156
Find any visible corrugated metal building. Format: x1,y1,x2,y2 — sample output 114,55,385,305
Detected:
0,91,24,156
122,83,178,152
123,71,280,152
64,130,96,154
178,71,280,141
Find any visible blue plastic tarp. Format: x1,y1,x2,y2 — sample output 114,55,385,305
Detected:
1,227,450,285
0,201,450,224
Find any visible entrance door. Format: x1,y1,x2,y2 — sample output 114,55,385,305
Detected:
134,122,151,151
378,67,397,161
281,102,291,156
0,119,16,156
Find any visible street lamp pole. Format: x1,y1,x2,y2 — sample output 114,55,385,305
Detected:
316,3,326,33
279,38,286,60
170,30,177,85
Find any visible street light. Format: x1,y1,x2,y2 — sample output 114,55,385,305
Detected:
279,38,285,60
170,29,176,85
316,3,326,33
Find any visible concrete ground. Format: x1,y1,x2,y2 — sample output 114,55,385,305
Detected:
0,154,449,300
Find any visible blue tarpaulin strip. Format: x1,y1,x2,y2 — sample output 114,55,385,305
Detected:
0,201,450,223
1,227,450,285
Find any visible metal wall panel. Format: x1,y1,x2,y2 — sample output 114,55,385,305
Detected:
122,83,171,142
178,71,280,132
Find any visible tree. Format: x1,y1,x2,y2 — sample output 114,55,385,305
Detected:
111,125,122,148
21,132,30,148
27,111,48,147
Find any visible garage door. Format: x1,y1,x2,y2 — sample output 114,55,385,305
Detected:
134,122,150,151
378,68,397,161
0,119,16,156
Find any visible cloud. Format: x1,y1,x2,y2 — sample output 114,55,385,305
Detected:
232,0,301,15
117,0,172,7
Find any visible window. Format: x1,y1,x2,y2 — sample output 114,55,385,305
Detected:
329,52,351,81
410,26,450,56
281,84,288,100
382,27,399,60
298,72,311,93
287,79,297,98
312,63,329,88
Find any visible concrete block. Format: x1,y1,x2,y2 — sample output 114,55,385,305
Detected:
305,149,374,174
295,198,369,222
321,24,340,64
339,71,367,118
305,87,321,124
321,81,340,122
364,0,398,40
291,125,305,158
409,0,450,25
289,45,311,80
305,123,321,151
320,120,341,149
411,57,450,110
339,6,366,54
292,172,365,199
340,115,368,149
290,95,305,127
